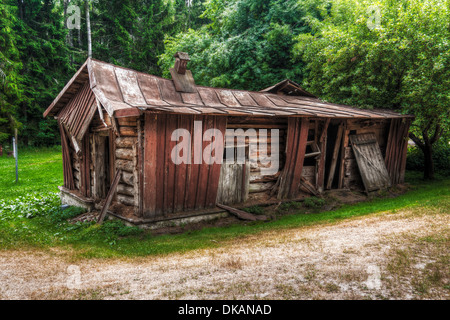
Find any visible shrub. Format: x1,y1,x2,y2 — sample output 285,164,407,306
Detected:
406,143,450,175
0,192,60,220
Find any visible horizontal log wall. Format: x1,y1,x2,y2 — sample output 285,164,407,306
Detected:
114,116,139,209
226,117,287,195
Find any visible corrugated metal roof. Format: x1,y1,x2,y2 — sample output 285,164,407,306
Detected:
44,58,412,119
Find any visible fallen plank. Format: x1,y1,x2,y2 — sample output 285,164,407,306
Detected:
300,176,320,197
216,204,267,221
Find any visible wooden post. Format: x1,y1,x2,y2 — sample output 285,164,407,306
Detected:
13,129,18,183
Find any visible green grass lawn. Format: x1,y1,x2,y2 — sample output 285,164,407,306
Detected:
0,147,448,259
0,146,63,200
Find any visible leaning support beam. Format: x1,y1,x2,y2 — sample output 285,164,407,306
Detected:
97,170,122,224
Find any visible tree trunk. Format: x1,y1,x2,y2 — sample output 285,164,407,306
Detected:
423,143,434,180
17,0,24,20
85,0,92,58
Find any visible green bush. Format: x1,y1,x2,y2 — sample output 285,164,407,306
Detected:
0,192,61,220
406,143,450,175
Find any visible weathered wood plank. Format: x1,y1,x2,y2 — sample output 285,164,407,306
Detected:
143,113,158,217
350,133,391,193
116,137,136,149
115,148,134,160
338,123,350,189
97,170,122,224
216,204,267,221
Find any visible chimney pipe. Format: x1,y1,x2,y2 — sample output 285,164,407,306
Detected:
174,52,190,75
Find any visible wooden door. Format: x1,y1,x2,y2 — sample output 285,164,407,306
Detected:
349,133,391,193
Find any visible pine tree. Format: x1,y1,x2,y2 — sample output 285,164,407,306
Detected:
0,1,22,145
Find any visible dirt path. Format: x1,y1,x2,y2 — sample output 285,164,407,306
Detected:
0,209,448,300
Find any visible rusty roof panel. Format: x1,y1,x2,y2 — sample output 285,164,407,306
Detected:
281,96,382,118
137,73,170,107
232,91,258,106
216,90,241,107
91,61,124,102
114,67,147,106
45,58,412,120
158,78,184,106
197,87,226,108
181,92,204,106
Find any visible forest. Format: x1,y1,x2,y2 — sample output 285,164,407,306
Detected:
0,0,449,178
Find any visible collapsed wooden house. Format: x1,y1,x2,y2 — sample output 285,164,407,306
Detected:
44,54,413,225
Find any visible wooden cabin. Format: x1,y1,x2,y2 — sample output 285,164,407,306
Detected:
44,54,413,226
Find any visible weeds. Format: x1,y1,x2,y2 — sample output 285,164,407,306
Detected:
243,206,265,215
303,197,326,208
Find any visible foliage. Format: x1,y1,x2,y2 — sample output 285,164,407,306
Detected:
243,205,264,215
2,0,75,146
407,143,450,176
0,0,208,146
295,0,450,178
279,201,303,211
48,205,86,224
0,192,60,220
159,0,327,91
0,1,23,144
303,196,326,208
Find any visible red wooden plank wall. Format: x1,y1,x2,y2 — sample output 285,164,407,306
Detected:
277,117,310,199
385,118,411,185
143,113,227,219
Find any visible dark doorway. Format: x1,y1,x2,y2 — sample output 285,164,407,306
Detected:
325,121,343,189
93,133,111,199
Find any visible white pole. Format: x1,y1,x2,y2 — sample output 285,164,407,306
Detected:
13,130,18,183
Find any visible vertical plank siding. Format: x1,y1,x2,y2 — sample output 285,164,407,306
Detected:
385,118,411,184
143,113,227,218
277,117,310,199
